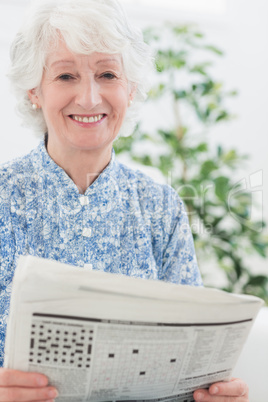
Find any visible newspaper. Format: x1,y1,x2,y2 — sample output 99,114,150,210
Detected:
4,255,263,402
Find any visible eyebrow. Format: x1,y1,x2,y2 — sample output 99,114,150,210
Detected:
50,60,75,68
96,58,120,65
50,58,120,69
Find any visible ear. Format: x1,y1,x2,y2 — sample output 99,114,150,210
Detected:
129,83,137,102
27,88,40,108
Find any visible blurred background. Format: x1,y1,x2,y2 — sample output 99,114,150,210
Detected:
0,0,267,400
121,0,268,291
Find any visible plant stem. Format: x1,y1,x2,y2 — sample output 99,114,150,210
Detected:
173,97,187,182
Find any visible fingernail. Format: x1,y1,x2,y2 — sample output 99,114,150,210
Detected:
210,386,219,395
48,389,59,398
195,392,204,401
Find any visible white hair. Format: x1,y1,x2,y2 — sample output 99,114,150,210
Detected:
8,0,154,137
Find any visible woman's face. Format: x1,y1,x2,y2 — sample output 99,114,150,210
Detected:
28,41,134,156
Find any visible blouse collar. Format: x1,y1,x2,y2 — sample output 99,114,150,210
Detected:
30,139,120,211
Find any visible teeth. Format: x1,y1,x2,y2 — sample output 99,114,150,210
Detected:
73,114,103,123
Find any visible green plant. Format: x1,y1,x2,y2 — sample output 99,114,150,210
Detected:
114,24,268,302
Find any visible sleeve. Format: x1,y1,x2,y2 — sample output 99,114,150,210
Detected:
0,179,16,368
158,186,203,287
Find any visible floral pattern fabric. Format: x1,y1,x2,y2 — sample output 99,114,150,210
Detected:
0,140,202,367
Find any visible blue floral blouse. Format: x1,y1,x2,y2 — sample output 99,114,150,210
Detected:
0,140,202,367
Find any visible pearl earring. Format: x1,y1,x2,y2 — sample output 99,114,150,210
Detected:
128,100,133,107
32,104,38,110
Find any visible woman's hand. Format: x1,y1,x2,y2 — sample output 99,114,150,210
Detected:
0,368,58,401
193,378,249,401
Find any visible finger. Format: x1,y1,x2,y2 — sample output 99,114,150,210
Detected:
0,369,48,388
31,400,56,402
193,378,249,402
0,386,58,401
193,388,248,401
193,389,212,401
22,400,56,402
209,378,249,397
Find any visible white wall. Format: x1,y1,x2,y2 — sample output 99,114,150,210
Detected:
0,2,40,162
232,307,268,402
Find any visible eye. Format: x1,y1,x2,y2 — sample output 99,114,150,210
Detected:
101,72,117,80
58,74,74,81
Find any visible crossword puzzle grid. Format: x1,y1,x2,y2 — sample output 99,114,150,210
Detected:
28,318,191,401
91,324,187,393
29,318,94,369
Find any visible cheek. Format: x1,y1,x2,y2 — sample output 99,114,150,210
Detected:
113,94,129,118
107,82,129,111
40,86,73,112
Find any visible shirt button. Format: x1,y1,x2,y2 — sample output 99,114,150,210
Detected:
82,228,92,237
80,196,89,206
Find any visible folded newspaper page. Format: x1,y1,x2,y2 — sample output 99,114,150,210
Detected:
4,255,263,402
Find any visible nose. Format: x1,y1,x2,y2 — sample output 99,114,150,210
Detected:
75,76,102,110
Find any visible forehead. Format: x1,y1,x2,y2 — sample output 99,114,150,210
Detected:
46,41,122,69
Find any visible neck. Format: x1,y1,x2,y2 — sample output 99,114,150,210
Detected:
46,139,112,194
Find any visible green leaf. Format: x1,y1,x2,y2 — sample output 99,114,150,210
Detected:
246,275,268,287
156,50,187,72
233,256,244,279
190,62,212,76
214,176,230,201
204,45,224,56
172,25,189,35
113,135,135,154
200,160,218,176
173,90,187,100
196,143,208,152
221,149,238,163
217,145,223,157
216,110,229,122
148,83,166,99
194,32,204,38
252,242,267,257
228,90,238,96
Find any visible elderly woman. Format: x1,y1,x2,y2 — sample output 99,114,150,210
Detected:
0,0,249,401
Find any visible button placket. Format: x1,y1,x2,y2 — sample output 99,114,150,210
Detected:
81,197,91,238
80,195,93,269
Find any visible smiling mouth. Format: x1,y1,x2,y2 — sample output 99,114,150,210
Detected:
70,114,105,123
